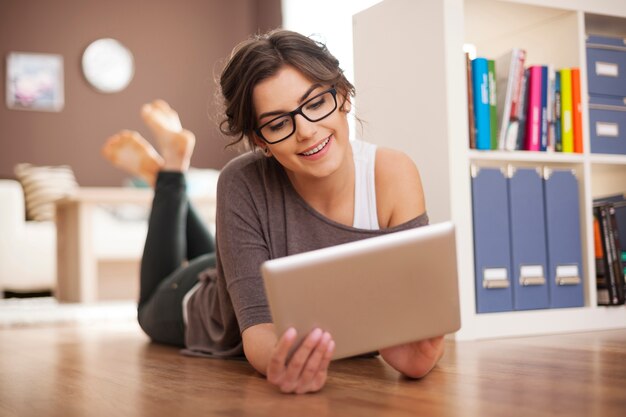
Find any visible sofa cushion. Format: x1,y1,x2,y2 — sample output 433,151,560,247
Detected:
14,163,78,221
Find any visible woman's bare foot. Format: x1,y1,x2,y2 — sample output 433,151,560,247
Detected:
141,99,195,171
101,130,164,187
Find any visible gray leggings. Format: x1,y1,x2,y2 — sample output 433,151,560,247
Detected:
137,171,216,347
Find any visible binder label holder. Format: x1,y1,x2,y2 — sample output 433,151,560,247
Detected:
556,264,581,286
520,265,546,286
482,268,510,289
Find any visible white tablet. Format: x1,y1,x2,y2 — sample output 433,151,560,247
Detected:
261,221,461,360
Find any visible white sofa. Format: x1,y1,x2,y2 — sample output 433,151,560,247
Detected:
0,169,218,298
0,179,57,293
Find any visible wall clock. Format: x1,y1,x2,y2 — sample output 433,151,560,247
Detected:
82,38,134,93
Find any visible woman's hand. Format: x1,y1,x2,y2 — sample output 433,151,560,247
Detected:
266,328,335,394
379,335,445,379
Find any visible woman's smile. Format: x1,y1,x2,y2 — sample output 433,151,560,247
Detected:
298,135,333,160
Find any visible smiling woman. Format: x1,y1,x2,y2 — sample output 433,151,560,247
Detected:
103,28,436,396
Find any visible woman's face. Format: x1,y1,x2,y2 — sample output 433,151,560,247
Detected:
252,65,351,182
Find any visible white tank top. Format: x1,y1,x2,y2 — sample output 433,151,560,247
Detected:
351,140,379,230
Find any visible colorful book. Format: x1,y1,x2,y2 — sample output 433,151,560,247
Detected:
524,66,543,151
472,58,491,150
595,203,626,305
555,71,562,152
546,66,556,152
540,65,549,151
495,49,524,151
510,50,527,119
609,205,626,299
506,50,527,151
560,68,573,153
595,196,626,268
571,67,583,153
488,60,498,149
516,69,530,150
466,53,476,149
595,215,609,305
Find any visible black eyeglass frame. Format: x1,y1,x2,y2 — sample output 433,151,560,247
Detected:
254,87,338,144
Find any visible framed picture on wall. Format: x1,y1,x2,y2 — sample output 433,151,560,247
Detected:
6,52,64,112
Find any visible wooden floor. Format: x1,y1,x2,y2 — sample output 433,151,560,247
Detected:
1,321,625,417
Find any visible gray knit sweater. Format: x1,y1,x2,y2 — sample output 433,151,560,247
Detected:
183,150,428,358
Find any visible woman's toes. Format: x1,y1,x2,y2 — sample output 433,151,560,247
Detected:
101,130,163,186
141,99,183,136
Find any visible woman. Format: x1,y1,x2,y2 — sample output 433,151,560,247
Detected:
103,29,444,395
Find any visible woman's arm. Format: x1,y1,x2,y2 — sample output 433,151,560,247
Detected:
375,148,446,377
242,323,335,394
215,161,337,393
241,323,278,374
379,336,445,378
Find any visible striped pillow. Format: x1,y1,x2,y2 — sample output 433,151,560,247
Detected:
14,163,78,221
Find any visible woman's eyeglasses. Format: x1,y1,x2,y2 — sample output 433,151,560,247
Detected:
255,87,338,144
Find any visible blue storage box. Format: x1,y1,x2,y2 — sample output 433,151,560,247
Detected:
586,35,626,97
588,95,626,155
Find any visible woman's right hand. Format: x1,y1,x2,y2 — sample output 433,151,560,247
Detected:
266,328,335,394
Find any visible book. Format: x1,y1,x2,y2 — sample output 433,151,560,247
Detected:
495,49,525,151
616,201,626,286
504,114,520,151
525,66,542,151
554,71,562,152
507,51,527,151
510,50,527,119
560,68,574,153
596,196,626,295
488,60,498,149
609,204,626,298
595,203,626,305
465,53,476,149
472,58,491,150
495,50,516,150
571,67,583,153
515,69,530,151
546,66,556,152
540,65,548,151
594,216,609,305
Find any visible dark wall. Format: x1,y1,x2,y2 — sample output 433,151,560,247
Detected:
0,0,281,185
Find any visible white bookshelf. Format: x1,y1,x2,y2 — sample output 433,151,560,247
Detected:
353,0,626,340
468,150,585,163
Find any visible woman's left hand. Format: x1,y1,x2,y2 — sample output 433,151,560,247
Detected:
379,335,445,379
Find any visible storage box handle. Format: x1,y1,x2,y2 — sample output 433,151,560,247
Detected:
595,61,619,78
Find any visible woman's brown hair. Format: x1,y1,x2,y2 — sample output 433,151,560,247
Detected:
219,29,355,149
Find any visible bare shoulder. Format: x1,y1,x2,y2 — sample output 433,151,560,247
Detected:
375,147,426,228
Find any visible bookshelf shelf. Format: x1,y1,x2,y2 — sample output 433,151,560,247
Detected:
354,0,626,340
468,150,585,163
588,154,626,165
458,304,626,340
